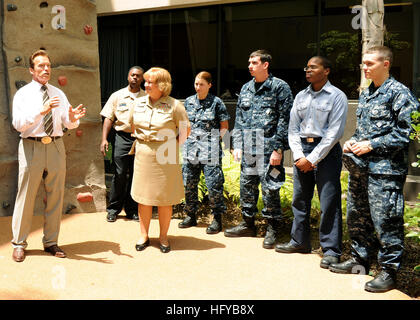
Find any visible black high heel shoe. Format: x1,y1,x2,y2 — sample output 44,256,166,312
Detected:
135,239,150,251
159,242,171,253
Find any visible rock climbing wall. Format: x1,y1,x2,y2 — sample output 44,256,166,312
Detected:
0,0,106,216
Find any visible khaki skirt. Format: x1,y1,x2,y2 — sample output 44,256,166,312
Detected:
130,140,185,206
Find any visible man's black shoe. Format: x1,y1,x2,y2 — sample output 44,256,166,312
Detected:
320,255,339,269
206,215,222,234
365,269,396,293
126,213,139,221
224,221,256,237
329,257,369,274
178,215,197,228
106,212,117,222
274,242,311,253
262,221,279,249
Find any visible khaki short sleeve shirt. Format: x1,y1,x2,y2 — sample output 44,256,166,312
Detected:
100,87,145,132
130,95,190,142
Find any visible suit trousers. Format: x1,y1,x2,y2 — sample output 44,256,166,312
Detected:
11,138,66,249
290,142,343,257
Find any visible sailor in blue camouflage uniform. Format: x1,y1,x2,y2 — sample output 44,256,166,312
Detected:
178,71,230,234
224,50,293,250
329,46,419,293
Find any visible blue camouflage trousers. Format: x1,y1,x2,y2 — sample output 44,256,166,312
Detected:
347,172,405,271
182,161,226,216
240,154,285,221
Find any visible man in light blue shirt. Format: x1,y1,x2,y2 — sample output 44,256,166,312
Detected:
275,56,348,269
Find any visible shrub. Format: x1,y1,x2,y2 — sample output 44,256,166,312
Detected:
405,109,420,272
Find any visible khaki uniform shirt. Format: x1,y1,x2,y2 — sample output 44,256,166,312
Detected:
130,95,190,142
100,86,145,133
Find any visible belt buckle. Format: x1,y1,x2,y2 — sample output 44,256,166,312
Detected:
41,136,52,144
306,137,314,143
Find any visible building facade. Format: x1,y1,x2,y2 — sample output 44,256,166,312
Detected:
97,0,420,199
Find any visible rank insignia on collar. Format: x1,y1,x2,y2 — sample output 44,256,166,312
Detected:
160,103,171,111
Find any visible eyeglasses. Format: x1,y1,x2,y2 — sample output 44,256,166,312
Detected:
303,66,319,71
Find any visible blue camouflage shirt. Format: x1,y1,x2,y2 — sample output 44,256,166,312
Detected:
232,74,293,155
183,93,230,163
352,76,419,175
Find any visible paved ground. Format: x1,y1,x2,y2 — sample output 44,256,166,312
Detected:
0,212,413,300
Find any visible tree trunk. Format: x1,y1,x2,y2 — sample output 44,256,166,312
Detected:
360,0,385,93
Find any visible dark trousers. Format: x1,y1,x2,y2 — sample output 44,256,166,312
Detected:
290,142,343,257
107,131,137,216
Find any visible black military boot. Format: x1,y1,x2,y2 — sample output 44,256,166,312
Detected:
364,268,396,293
178,213,197,228
224,216,256,237
262,219,280,249
206,214,222,234
329,257,369,275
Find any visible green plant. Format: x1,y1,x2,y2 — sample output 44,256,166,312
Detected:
221,150,241,205
404,200,420,241
410,110,420,170
406,109,420,272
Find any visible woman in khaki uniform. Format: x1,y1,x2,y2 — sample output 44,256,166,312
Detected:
129,67,190,253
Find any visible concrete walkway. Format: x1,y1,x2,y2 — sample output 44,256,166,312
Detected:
0,212,412,300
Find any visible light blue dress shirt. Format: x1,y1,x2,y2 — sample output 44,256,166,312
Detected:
288,81,348,165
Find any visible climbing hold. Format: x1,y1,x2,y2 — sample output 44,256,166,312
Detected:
2,201,10,209
7,4,17,11
58,75,67,86
84,25,93,35
15,80,27,89
14,56,22,63
65,204,76,214
76,129,83,137
77,192,93,203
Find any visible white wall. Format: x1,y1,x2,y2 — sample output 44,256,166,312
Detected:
97,0,255,16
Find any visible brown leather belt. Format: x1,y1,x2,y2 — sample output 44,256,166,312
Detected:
25,136,61,144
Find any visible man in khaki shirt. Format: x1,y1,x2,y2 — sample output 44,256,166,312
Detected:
100,66,145,222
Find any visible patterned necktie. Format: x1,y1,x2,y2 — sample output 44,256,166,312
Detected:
42,85,53,136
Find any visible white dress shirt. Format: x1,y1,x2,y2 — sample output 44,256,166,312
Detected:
288,81,348,165
12,80,79,137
